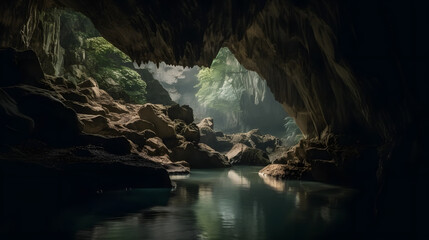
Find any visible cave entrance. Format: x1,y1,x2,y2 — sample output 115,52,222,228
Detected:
0,5,362,239
44,8,302,149
27,7,304,162
137,47,303,147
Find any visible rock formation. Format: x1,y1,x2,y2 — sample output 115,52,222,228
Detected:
0,0,427,236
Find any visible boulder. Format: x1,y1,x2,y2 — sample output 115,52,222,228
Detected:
182,123,200,143
65,101,107,115
167,104,194,124
197,117,214,130
227,129,282,153
78,77,98,88
198,120,217,146
144,137,170,156
138,104,176,139
59,90,89,103
226,143,270,166
79,87,100,99
125,118,156,132
122,131,146,148
174,120,200,143
100,101,128,114
259,164,312,180
0,146,172,195
50,76,77,89
170,142,230,168
81,134,131,155
79,114,109,134
4,85,83,147
141,129,157,139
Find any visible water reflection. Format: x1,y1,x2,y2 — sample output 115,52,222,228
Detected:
227,170,250,188
1,166,357,239
72,167,357,240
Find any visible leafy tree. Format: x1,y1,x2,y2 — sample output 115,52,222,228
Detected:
283,117,303,146
195,48,251,112
84,37,147,104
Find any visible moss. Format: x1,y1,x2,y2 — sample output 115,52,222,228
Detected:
84,37,146,104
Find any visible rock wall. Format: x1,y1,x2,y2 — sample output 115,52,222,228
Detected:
0,0,427,236
29,8,64,76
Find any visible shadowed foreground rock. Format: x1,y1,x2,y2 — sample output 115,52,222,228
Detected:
0,144,172,195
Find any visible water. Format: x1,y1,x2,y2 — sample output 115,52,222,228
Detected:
0,166,358,239
70,166,357,240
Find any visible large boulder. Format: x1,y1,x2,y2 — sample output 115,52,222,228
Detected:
174,120,200,143
170,141,230,168
4,85,83,147
65,100,107,115
144,137,171,156
259,164,312,180
167,104,194,124
138,104,176,139
79,114,109,134
226,143,270,166
197,117,214,130
78,77,98,88
125,118,156,132
81,134,131,155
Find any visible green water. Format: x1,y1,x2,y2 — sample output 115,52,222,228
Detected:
71,166,357,240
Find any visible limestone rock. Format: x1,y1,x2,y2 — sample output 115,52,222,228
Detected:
259,164,312,180
174,120,200,143
78,77,98,88
65,100,107,115
197,117,214,130
0,145,172,194
167,104,194,124
145,137,170,156
138,104,176,139
170,142,230,168
79,114,109,134
100,101,128,114
226,143,270,166
125,118,156,132
59,90,89,103
4,85,82,147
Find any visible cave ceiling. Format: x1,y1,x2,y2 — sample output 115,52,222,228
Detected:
1,0,425,142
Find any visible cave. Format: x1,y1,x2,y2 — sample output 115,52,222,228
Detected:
0,0,427,239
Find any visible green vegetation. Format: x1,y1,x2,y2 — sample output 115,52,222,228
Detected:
196,48,259,112
283,117,303,146
84,37,147,104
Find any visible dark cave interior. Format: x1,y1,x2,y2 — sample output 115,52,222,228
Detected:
1,0,428,239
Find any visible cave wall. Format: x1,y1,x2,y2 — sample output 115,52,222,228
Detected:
1,0,428,235
33,0,419,142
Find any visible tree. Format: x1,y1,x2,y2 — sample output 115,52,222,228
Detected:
195,47,263,112
84,37,147,104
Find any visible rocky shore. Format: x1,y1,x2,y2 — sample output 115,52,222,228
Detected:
1,48,288,199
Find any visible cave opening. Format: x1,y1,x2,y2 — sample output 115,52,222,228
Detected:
0,0,427,239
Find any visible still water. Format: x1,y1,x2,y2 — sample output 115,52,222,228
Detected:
71,166,357,240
